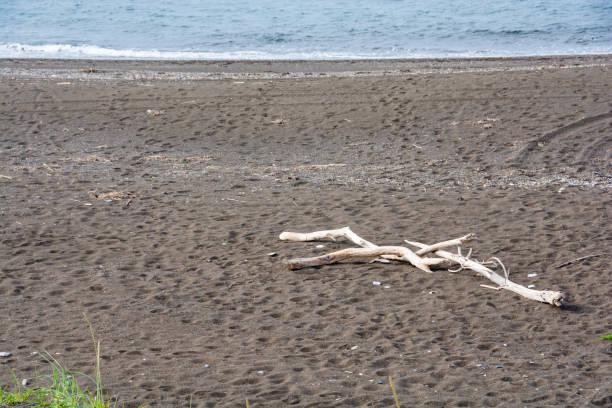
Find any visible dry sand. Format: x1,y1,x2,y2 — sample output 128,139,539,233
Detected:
0,56,611,407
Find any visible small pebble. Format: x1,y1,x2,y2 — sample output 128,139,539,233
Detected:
22,379,28,386
267,252,277,257
372,281,381,286
257,370,264,375
351,345,358,350
503,344,508,347
528,284,535,288
527,273,538,278
429,290,436,294
383,285,391,289
204,364,210,368
378,381,384,384
315,244,325,249
0,352,11,357
374,258,391,264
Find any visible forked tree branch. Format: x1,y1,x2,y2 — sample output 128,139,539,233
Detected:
280,227,566,307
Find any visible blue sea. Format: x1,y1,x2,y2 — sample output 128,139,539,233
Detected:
0,0,611,60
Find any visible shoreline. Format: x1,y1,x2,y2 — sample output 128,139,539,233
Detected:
1,54,611,81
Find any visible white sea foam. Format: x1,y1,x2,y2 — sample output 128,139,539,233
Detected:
2,42,610,61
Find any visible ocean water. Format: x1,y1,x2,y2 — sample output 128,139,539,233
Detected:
0,0,610,60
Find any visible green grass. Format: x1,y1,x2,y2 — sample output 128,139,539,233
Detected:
0,313,114,408
1,353,114,408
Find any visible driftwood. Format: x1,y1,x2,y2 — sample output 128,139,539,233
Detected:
554,254,604,269
279,227,566,307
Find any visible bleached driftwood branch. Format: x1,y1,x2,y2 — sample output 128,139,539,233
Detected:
279,227,566,307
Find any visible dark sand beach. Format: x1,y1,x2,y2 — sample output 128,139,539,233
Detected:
0,56,611,407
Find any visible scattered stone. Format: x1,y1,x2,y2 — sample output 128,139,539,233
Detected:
267,252,277,257
351,345,358,350
372,281,381,286
22,379,28,386
528,284,536,288
204,364,210,368
315,244,325,249
0,352,11,357
257,370,264,375
282,394,301,405
527,273,538,278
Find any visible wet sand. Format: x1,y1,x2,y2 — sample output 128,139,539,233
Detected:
0,56,611,407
